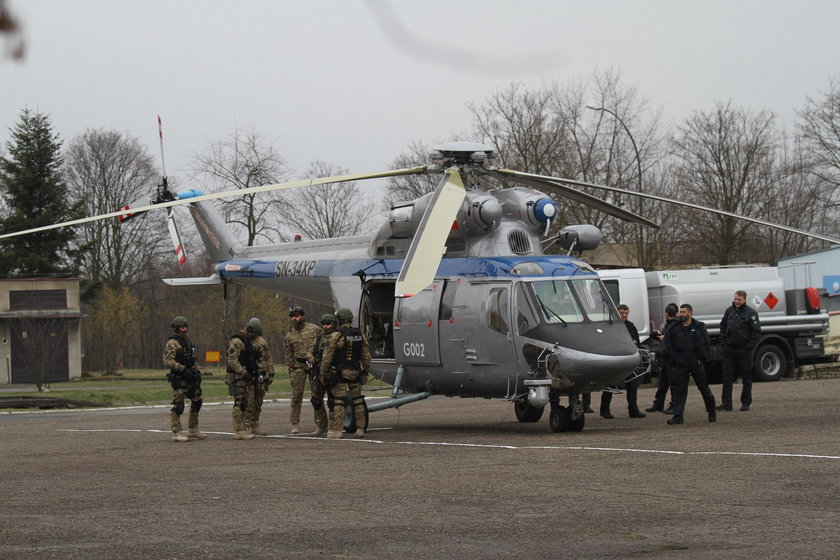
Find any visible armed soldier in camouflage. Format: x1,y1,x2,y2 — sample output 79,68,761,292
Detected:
283,306,321,434
307,313,338,437
226,318,265,440
319,308,371,439
246,319,275,435
163,316,206,442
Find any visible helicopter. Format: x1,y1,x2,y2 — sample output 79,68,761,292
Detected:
4,141,838,433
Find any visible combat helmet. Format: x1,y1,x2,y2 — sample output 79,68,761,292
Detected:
289,305,305,317
335,308,354,324
320,313,337,328
245,317,264,336
171,316,189,330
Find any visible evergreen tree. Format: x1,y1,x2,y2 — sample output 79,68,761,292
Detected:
0,108,81,276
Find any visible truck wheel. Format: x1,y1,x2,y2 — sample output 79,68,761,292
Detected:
514,399,545,423
753,344,786,382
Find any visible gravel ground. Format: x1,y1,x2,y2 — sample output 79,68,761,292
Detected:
1,377,839,559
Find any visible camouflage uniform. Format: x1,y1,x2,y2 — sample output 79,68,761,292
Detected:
226,332,261,437
320,322,371,437
308,332,333,436
283,321,322,430
248,335,275,434
163,333,203,438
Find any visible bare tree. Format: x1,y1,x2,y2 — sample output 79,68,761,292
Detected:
276,161,378,239
193,125,289,246
551,70,668,267
466,70,670,267
86,285,146,374
64,129,168,287
747,135,834,264
672,101,778,265
797,75,840,198
384,140,441,208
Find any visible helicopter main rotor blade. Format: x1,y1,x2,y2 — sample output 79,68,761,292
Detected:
395,169,466,298
0,166,429,241
518,172,840,245
494,169,660,229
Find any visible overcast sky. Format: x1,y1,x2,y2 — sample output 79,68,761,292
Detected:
3,0,839,185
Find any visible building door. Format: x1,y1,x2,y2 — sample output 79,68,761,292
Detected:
10,319,69,383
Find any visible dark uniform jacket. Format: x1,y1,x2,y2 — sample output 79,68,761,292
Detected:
664,318,710,369
720,304,761,350
624,320,641,348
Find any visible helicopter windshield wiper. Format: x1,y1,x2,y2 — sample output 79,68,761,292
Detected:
537,298,567,327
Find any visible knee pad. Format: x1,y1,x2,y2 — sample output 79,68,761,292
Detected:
234,397,248,412
310,397,323,411
171,400,185,416
352,396,365,406
326,394,335,411
190,399,202,413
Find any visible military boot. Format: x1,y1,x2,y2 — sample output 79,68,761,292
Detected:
235,430,255,440
251,424,268,436
355,428,365,439
628,407,647,419
187,428,207,440
172,431,189,442
326,430,343,439
313,421,328,437
645,402,663,413
290,423,301,435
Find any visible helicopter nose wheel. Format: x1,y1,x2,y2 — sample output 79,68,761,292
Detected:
549,399,585,433
549,405,571,432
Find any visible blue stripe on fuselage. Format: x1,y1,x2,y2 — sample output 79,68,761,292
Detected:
215,256,596,281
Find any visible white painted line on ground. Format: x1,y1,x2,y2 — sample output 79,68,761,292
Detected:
56,428,840,460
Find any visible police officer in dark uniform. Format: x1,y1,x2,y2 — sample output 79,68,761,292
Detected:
599,304,646,419
663,303,717,425
645,302,680,414
163,316,206,442
717,290,761,412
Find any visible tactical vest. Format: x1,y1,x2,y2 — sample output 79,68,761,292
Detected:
312,335,325,369
333,327,363,372
168,334,196,374
227,334,261,376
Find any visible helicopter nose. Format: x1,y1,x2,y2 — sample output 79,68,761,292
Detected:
546,344,640,388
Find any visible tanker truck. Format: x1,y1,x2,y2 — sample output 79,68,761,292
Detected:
597,266,833,382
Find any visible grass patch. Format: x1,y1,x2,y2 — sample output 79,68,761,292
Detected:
0,368,392,408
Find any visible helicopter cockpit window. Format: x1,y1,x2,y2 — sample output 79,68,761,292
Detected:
515,282,539,333
531,280,584,323
486,287,509,334
570,278,615,322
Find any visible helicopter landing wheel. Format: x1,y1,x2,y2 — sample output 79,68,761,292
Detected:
549,405,571,433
